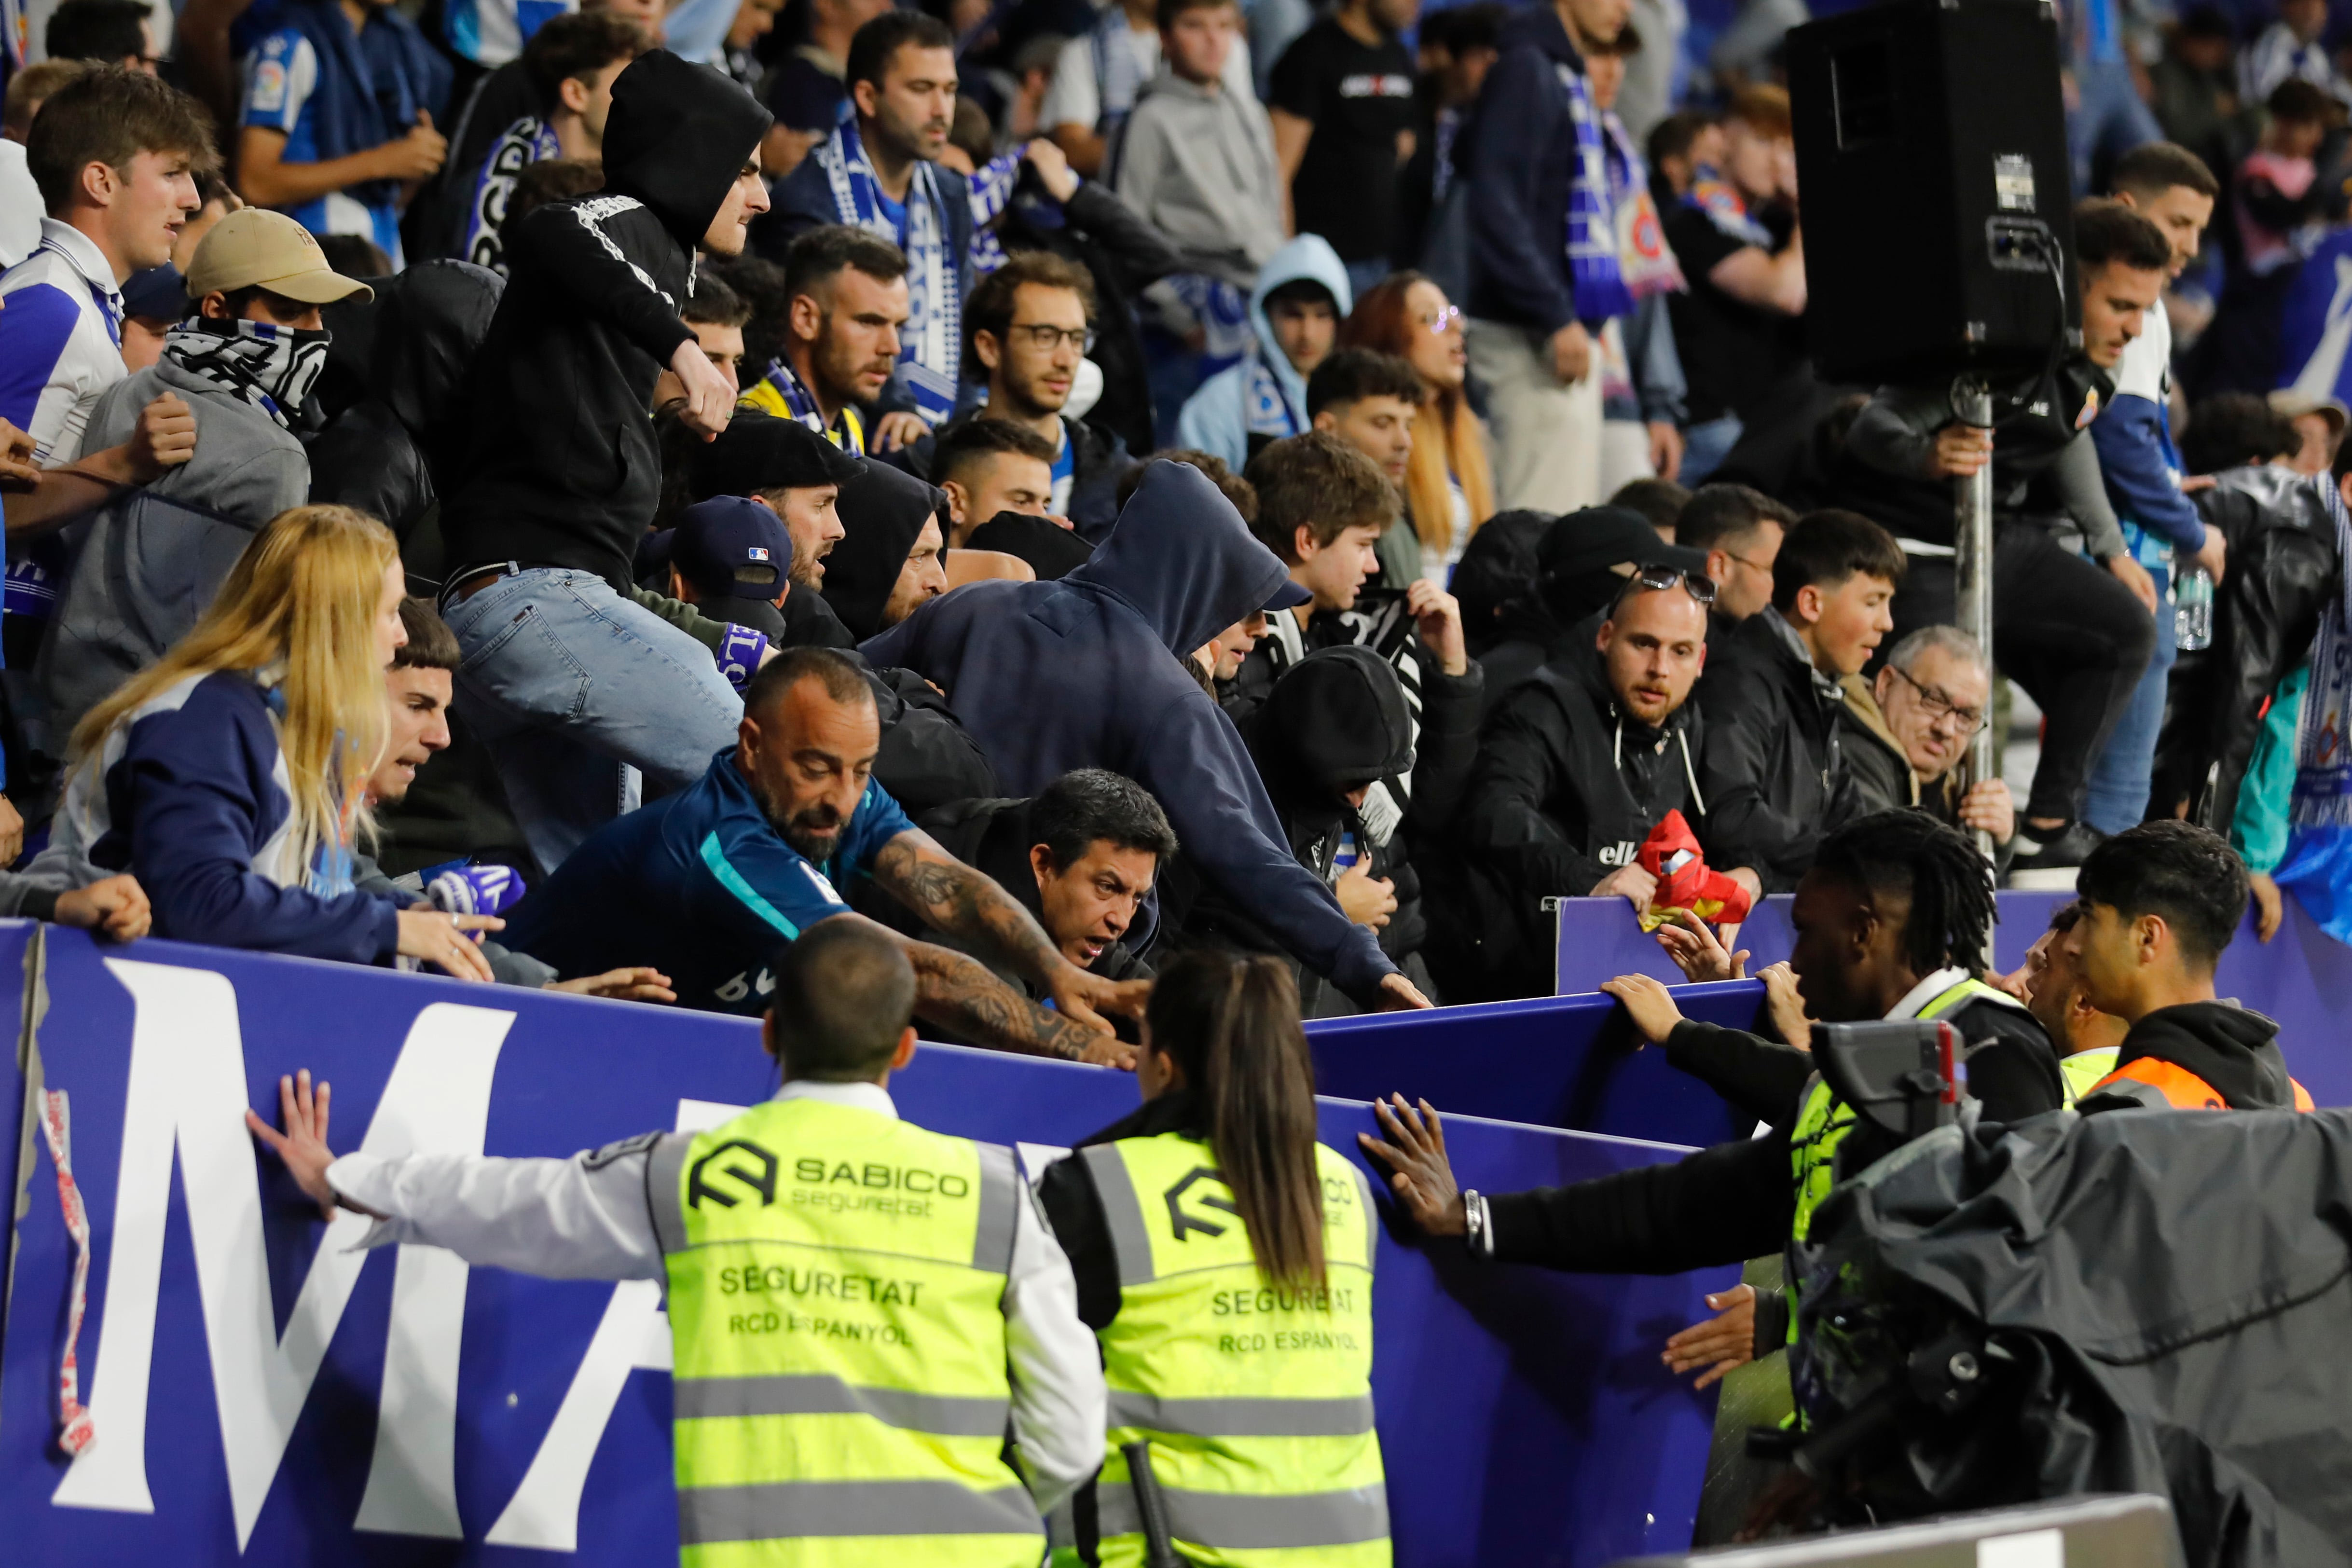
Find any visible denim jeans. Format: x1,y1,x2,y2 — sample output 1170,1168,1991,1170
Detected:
2084,557,2176,835
1678,413,1744,486
442,568,742,872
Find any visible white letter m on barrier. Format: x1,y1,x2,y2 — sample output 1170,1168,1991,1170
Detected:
50,959,512,1547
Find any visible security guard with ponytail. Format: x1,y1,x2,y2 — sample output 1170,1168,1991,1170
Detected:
1359,812,2065,1387
1036,949,1389,1568
247,919,1107,1568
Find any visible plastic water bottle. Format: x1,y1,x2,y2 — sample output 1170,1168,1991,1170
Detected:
2175,566,2214,652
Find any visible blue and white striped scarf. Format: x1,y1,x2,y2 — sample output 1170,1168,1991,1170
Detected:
967,151,1022,275
815,106,960,422
1561,62,1633,326
2275,472,2352,942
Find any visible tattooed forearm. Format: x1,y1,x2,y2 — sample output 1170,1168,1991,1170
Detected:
906,941,1095,1060
876,832,1067,986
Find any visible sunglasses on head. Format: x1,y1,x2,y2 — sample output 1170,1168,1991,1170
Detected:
1618,563,1717,607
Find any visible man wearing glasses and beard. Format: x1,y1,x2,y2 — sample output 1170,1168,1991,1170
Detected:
1841,624,2017,860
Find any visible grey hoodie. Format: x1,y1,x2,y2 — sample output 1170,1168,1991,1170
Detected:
1110,72,1286,289
41,356,309,741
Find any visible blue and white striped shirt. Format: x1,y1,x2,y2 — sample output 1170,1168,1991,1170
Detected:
0,218,126,464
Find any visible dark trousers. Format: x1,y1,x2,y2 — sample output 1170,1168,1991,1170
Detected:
1890,525,2156,826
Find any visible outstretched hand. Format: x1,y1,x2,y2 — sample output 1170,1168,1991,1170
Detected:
244,1070,340,1223
1357,1094,1465,1236
1663,1282,1757,1388
1654,907,1747,982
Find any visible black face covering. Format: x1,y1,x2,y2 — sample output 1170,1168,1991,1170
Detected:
823,461,946,641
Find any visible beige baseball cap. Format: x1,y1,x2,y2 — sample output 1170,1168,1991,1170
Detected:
183,209,374,306
2268,387,2349,439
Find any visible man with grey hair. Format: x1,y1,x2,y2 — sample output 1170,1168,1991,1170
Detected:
1841,625,2015,848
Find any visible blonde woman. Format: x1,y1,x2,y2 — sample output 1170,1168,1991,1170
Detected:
44,506,500,978
1339,271,1496,583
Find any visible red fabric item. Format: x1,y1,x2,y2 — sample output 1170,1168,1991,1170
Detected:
1635,809,1754,929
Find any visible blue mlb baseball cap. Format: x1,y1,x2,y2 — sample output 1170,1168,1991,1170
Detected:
674,496,795,603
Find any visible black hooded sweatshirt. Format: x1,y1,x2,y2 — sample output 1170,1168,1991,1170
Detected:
1190,647,1423,1012
823,460,941,641
1456,635,1708,990
2083,1001,2301,1112
441,50,770,591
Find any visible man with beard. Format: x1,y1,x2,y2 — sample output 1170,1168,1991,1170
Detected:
761,12,972,448
505,647,1143,1062
690,410,869,647
737,224,909,454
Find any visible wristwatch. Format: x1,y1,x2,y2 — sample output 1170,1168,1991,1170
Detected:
1462,1189,1494,1260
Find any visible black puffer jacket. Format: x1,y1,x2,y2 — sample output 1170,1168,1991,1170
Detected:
1693,609,1858,891
1455,636,1708,991
2156,464,2345,831
306,259,504,565
441,51,771,590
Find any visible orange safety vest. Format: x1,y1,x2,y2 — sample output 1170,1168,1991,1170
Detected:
2086,1056,2316,1113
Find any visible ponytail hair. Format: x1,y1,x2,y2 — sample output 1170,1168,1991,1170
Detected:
1144,950,1326,1291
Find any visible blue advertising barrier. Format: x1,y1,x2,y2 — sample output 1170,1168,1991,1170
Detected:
0,926,1729,1568
1552,891,2075,992
1307,981,1766,1150
1551,891,2352,1105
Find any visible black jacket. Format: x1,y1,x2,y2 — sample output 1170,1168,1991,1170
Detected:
441,52,770,590
306,259,504,564
1693,609,1857,891
1196,645,1476,1010
992,178,1182,462
2080,999,2299,1112
2157,464,2343,830
1060,413,1134,544
1457,640,1708,987
1487,996,2063,1277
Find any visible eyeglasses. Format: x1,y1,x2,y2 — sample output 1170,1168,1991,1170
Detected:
1619,563,1717,606
1009,323,1095,353
1416,304,1464,335
1719,548,1774,576
1887,664,1989,734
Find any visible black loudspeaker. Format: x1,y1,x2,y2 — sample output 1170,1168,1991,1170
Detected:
1787,0,2077,387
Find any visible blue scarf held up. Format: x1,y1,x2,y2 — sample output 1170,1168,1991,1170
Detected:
1561,61,1633,326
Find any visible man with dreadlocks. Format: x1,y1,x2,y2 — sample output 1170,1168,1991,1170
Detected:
1357,811,2065,1384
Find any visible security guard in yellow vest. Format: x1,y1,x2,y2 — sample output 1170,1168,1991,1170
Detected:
248,920,1106,1567
1359,813,2065,1389
1036,950,1390,1568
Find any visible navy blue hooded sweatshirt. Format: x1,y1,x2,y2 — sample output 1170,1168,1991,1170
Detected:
861,460,1399,1005
1460,4,1585,335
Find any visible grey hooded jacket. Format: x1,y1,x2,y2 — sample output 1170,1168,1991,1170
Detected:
41,355,309,741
